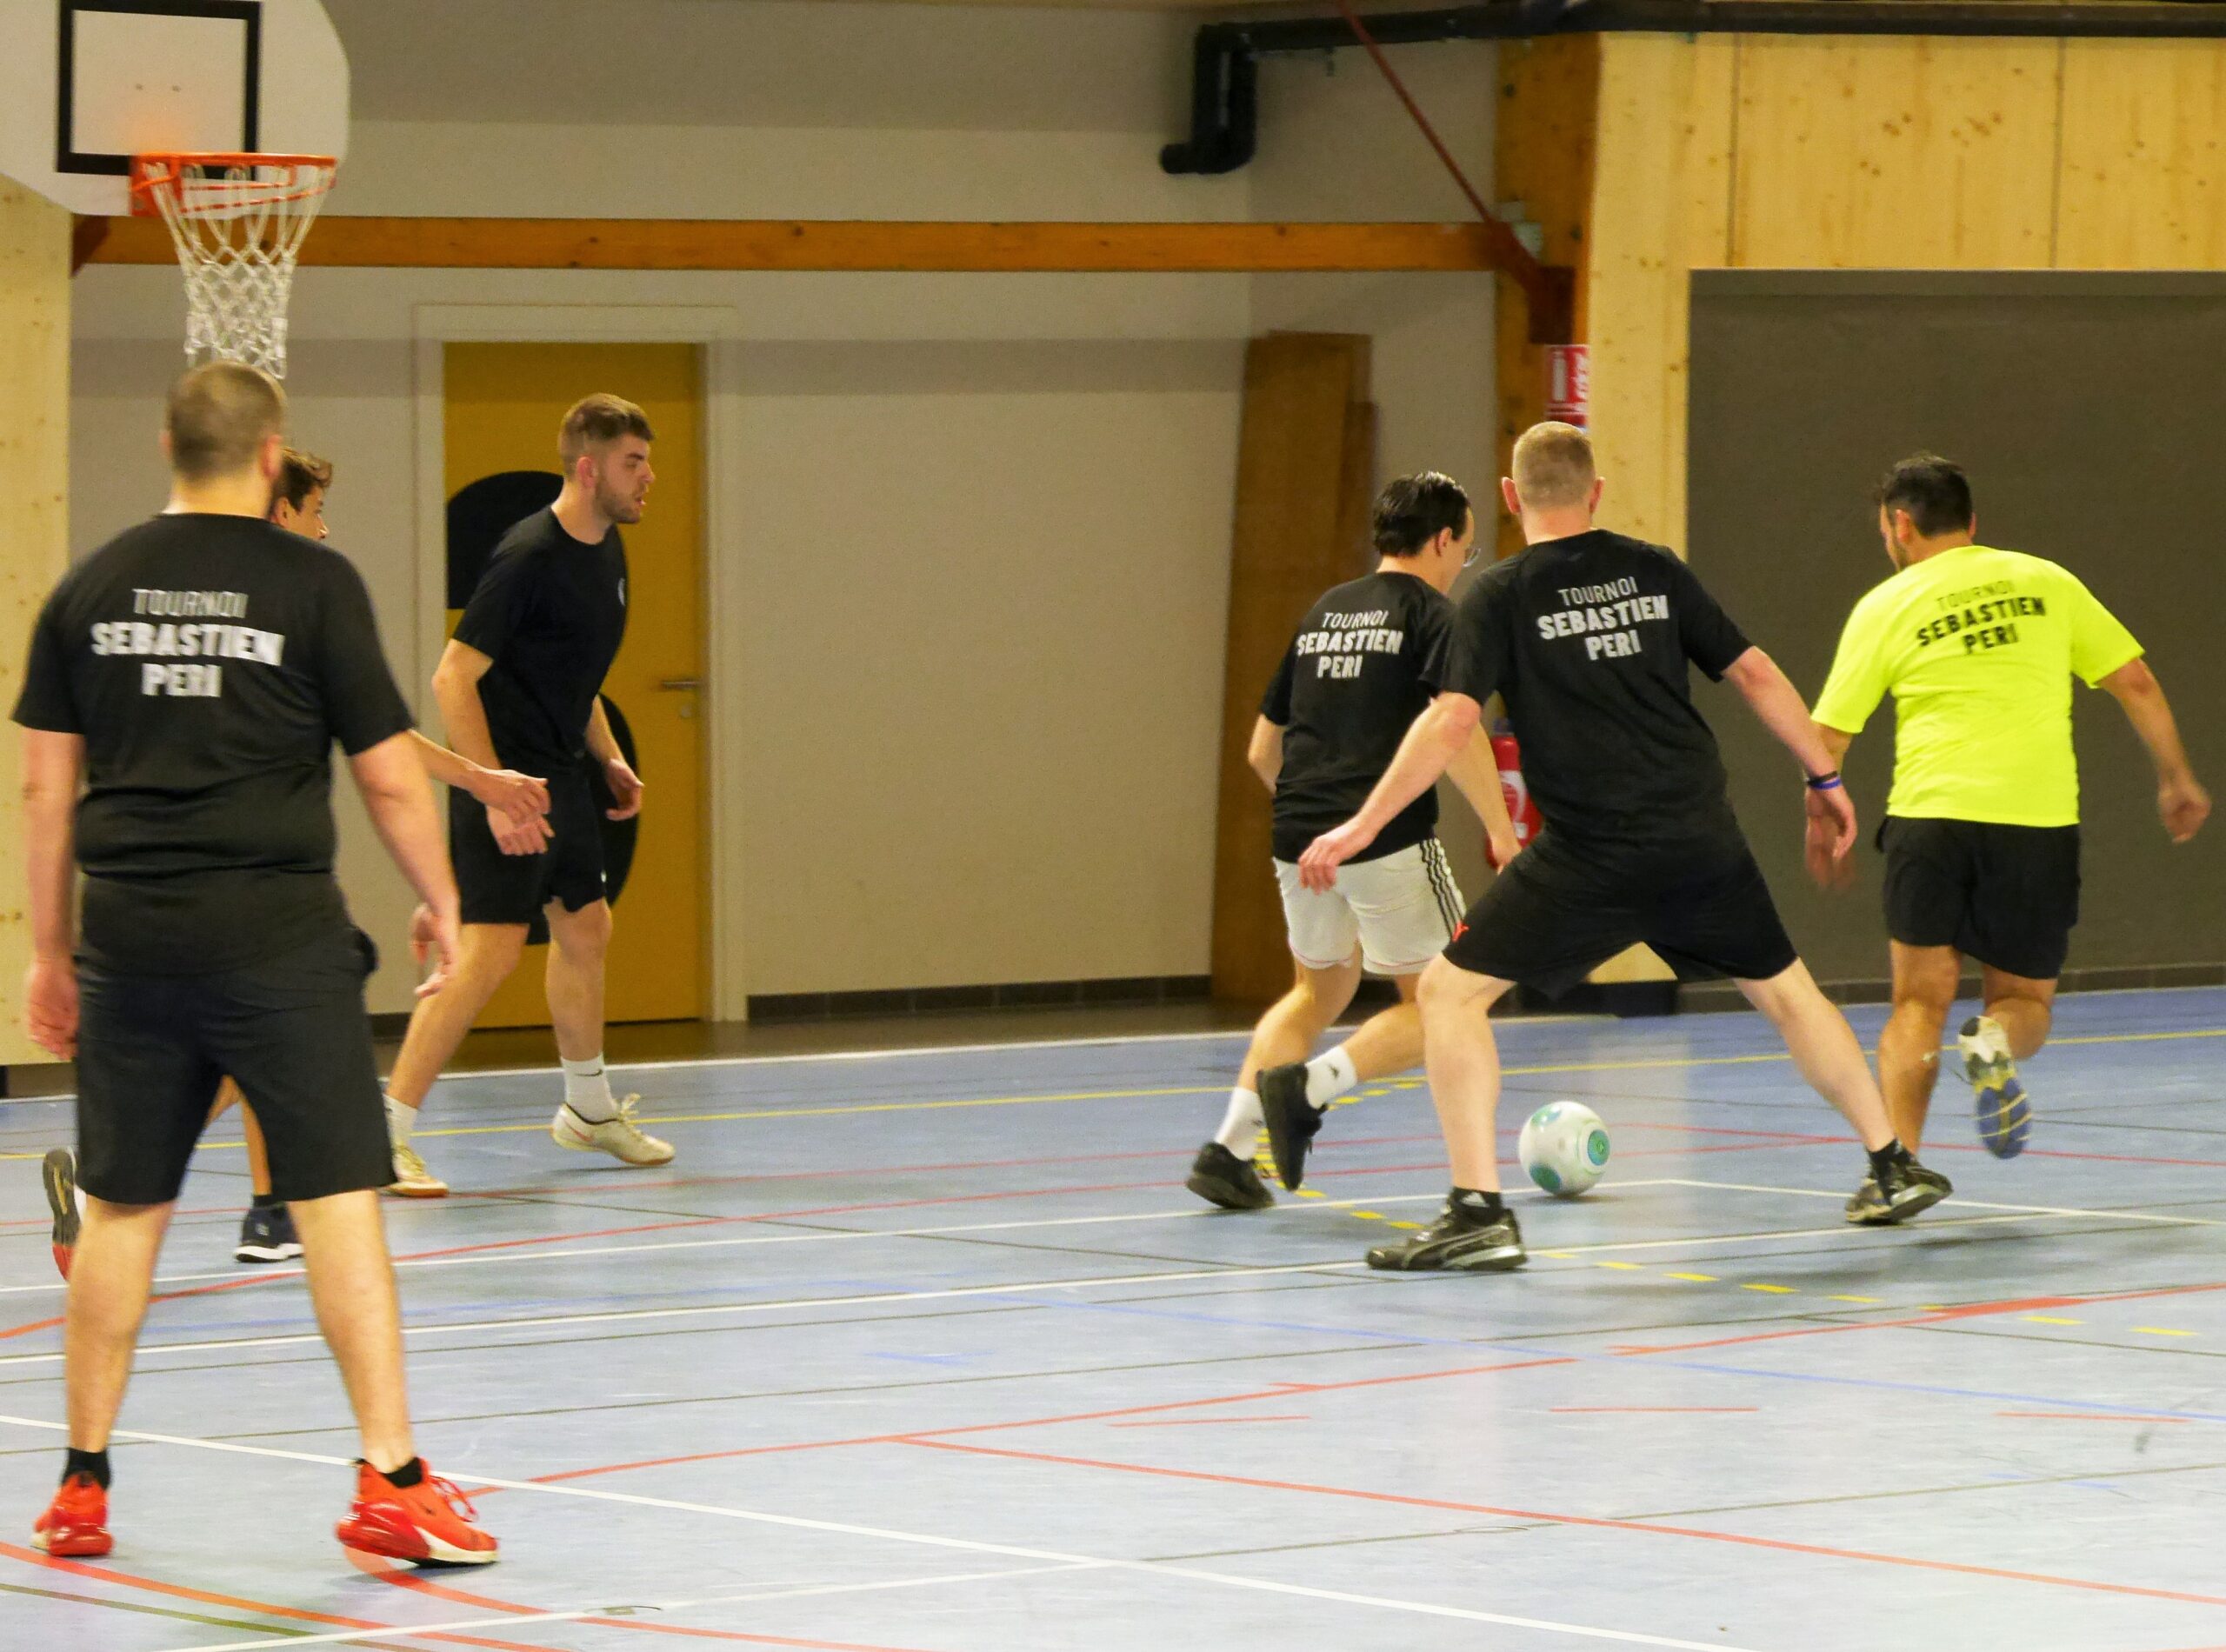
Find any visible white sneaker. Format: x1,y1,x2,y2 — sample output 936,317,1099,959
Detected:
387,1142,449,1198
551,1095,674,1166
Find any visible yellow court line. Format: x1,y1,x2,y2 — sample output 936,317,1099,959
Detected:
2133,1327,2197,1337
6,1022,2217,1161
2023,1316,2083,1326
1742,1282,1798,1295
1665,1271,1719,1282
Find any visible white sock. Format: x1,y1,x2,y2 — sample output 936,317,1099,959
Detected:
1213,1086,1263,1155
384,1094,416,1148
1304,1047,1360,1109
563,1056,616,1123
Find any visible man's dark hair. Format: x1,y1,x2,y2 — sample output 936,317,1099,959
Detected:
273,448,333,513
559,393,656,464
1876,454,1974,537
1371,472,1470,558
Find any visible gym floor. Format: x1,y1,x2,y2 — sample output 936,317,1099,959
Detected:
0,986,2219,1650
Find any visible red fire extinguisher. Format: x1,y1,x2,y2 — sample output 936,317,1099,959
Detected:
1490,726,1543,868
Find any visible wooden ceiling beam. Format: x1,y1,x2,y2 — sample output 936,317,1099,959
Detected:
83,216,1519,274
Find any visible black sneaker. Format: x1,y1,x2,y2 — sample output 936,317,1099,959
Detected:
1365,1202,1526,1272
43,1149,78,1282
1185,1142,1273,1211
1256,1063,1323,1191
1843,1159,1953,1226
235,1202,304,1264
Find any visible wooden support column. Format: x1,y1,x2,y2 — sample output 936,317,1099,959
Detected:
0,183,74,1069
1493,36,1599,561
1210,335,1376,1007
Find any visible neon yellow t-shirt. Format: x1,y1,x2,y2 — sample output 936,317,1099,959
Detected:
1813,545,2142,827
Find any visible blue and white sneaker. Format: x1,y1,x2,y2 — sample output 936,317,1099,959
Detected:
1961,1015,2030,1158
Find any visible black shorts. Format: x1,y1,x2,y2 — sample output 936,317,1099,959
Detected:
1879,816,2081,981
452,765,608,926
1443,829,1798,997
75,927,390,1205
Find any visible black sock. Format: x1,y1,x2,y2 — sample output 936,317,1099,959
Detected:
370,1455,425,1489
63,1448,110,1490
251,1192,283,1210
1451,1187,1506,1222
1868,1140,1914,1182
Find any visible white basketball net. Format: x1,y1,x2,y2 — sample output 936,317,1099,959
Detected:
132,155,337,380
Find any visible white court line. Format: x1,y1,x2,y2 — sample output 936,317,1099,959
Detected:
0,1192,1455,1300
0,1414,1768,1652
0,1260,1377,1367
1657,1178,2226,1229
155,1564,1111,1652
0,985,2210,1108
0,1178,2169,1306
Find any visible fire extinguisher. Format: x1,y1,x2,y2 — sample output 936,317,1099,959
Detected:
1489,723,1543,868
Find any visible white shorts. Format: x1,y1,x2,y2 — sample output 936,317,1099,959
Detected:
1273,839,1466,977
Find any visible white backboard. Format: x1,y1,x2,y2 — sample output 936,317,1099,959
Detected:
0,0,349,216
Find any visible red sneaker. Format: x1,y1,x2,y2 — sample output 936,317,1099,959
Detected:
336,1462,498,1566
33,1474,111,1557
43,1149,79,1282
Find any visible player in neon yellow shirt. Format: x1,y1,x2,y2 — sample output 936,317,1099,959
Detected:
1813,456,2209,1180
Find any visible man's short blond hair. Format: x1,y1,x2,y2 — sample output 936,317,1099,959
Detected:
558,394,656,465
1510,421,1596,511
166,362,285,483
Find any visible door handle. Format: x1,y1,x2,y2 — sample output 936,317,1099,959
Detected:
656,677,703,691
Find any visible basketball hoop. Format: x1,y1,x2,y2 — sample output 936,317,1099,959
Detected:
130,153,338,380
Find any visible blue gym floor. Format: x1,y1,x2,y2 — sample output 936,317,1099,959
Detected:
0,986,2220,1651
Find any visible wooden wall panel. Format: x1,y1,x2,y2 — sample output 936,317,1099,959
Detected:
1589,32,1736,554
1731,37,2062,270
0,183,73,1069
1210,335,1375,1006
1493,36,1601,561
2058,40,2226,268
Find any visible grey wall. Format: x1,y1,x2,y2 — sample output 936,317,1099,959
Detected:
1689,272,2225,987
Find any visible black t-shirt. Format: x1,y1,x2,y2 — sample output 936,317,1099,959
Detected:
1425,530,1753,845
452,510,629,774
1261,570,1453,863
11,514,416,975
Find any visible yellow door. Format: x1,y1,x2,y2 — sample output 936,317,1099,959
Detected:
443,343,705,1027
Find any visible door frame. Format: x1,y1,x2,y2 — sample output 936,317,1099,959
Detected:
411,304,749,1021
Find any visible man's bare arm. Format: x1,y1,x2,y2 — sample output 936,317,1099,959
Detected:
2099,657,2211,843
1296,693,1481,890
350,732,462,996
430,639,502,771
19,731,83,1057
1247,717,1284,793
1722,647,1860,873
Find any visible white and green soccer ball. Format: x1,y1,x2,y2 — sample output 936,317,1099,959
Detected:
1519,1102,1611,1197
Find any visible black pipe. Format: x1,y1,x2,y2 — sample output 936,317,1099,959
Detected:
1161,26,1258,176
1163,0,2226,175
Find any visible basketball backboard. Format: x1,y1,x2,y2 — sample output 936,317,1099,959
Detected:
0,0,349,217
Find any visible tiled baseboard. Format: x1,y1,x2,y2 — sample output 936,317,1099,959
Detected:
747,975,1214,1024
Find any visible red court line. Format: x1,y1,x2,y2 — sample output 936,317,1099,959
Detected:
1998,1412,2192,1423
903,1438,2226,1609
0,1538,552,1652
472,1356,1580,1495
1613,1280,2226,1356
372,1568,949,1652
1620,1118,2226,1171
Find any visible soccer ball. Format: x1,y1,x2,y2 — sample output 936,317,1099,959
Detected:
1519,1102,1611,1197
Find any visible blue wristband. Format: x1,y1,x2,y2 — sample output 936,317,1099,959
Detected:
1806,772,1843,792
